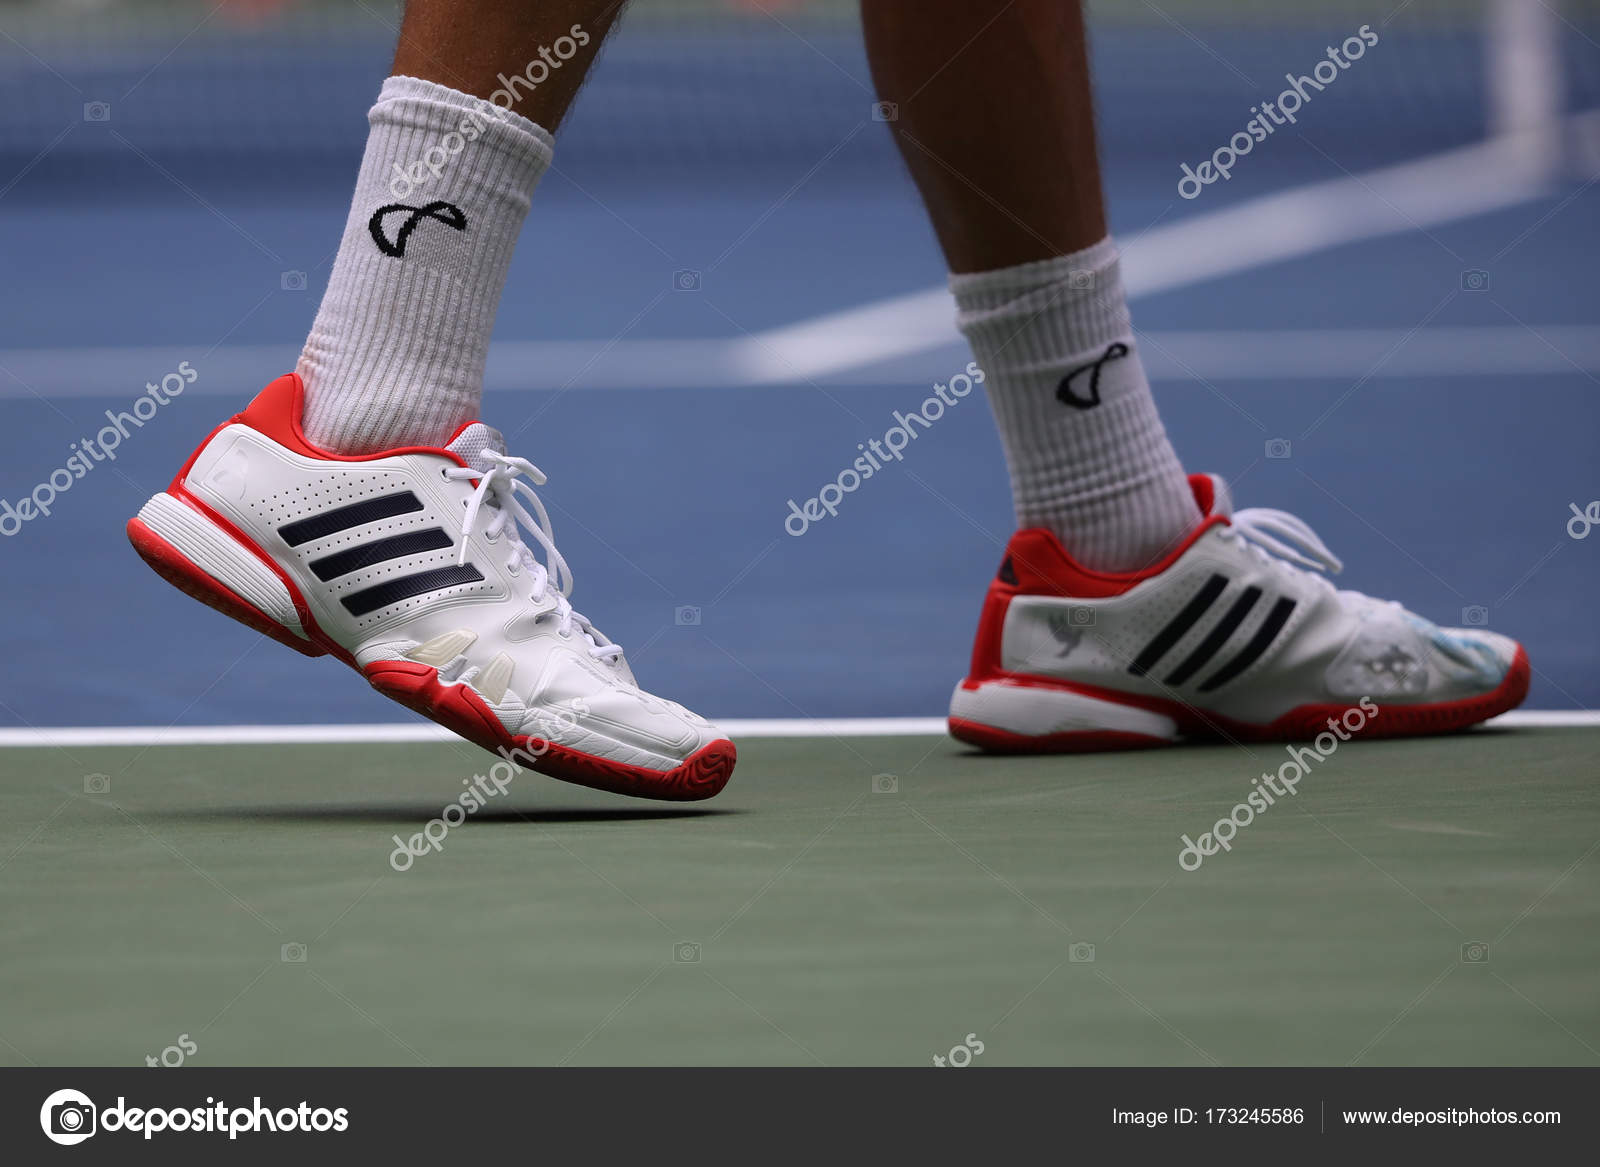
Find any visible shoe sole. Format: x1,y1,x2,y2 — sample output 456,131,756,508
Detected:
128,491,735,801
948,648,1532,753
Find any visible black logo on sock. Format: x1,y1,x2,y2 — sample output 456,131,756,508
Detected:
1055,342,1130,410
368,201,467,258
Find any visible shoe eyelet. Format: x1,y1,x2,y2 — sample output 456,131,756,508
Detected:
439,467,451,481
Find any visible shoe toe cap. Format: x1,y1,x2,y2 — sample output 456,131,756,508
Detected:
1422,622,1523,693
516,682,724,768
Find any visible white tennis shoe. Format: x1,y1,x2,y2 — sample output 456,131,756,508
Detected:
129,373,736,800
950,474,1528,751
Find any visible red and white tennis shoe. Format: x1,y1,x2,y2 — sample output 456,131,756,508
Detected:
128,374,735,800
950,474,1529,751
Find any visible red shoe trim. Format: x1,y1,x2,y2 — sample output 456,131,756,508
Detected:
995,474,1223,600
236,374,468,467
953,646,1531,751
127,517,326,659
965,485,1227,684
159,486,357,668
363,659,736,801
964,523,1225,687
998,515,1227,602
948,717,1171,754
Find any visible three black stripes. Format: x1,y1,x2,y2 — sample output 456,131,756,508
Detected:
1126,573,1296,692
1165,586,1261,687
277,490,481,616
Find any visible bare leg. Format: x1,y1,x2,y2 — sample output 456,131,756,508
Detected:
392,0,628,130
860,0,1199,574
860,0,1105,273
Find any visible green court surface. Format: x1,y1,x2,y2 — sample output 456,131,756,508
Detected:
1,728,1596,1067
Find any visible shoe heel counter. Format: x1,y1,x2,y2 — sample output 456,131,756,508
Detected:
965,576,1015,684
167,375,308,495
168,413,246,493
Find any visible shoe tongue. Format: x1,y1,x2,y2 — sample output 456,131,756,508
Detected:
1193,473,1234,519
445,423,507,474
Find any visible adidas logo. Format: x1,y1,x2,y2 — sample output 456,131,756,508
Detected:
1125,573,1297,692
277,490,482,617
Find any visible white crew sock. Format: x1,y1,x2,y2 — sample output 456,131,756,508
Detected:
297,75,553,454
953,237,1200,573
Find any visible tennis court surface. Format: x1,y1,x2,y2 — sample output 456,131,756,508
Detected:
2,722,1595,1065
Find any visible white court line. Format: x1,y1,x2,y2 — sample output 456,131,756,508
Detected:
2,121,1586,400
1128,325,1600,381
710,130,1562,383
0,710,1592,748
7,325,1599,401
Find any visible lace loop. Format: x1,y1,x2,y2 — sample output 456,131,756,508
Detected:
446,454,623,662
1230,507,1344,575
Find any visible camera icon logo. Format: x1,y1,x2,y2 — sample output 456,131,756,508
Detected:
674,605,702,626
281,270,307,292
84,773,110,795
1567,501,1600,540
1461,941,1490,964
871,101,898,122
672,269,702,292
1461,605,1489,626
1068,605,1096,627
1068,941,1096,963
280,942,308,963
1460,269,1490,292
1066,268,1095,291
871,773,898,795
674,941,701,964
933,1032,985,1068
1265,438,1292,459
40,1088,97,1146
83,102,111,123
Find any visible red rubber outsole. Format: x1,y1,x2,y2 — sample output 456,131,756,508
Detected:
128,517,327,659
365,658,736,801
947,721,1174,754
128,513,736,801
949,646,1532,754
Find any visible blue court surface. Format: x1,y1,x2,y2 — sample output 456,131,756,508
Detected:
1,8,1597,731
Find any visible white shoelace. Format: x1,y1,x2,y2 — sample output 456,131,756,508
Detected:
1229,507,1343,574
447,452,624,663
1227,507,1409,619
